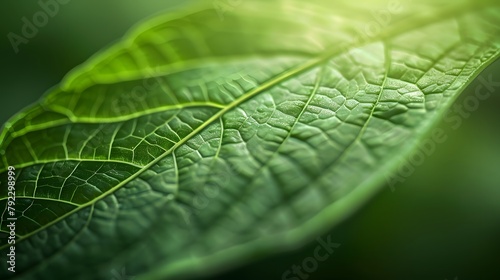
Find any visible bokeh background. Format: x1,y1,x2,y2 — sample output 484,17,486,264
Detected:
0,1,499,279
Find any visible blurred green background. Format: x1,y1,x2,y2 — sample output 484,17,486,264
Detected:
0,1,499,279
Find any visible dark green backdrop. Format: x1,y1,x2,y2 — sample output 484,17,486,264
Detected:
1,1,499,279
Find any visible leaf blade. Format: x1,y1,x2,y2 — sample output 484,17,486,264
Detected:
1,1,499,279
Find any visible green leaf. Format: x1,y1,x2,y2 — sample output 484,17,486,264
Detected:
1,0,499,279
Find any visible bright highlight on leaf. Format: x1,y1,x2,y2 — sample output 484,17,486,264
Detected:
0,0,499,279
